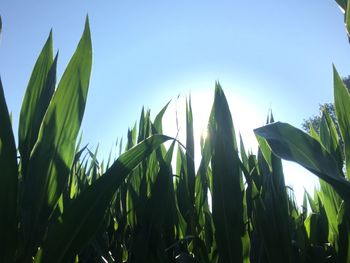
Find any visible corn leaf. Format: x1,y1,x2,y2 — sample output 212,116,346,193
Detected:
195,131,211,216
18,32,56,174
129,141,176,263
255,135,272,170
318,180,342,244
176,146,191,227
21,17,92,257
335,0,347,12
35,134,172,262
305,190,318,213
337,202,350,263
320,109,343,171
333,66,350,179
346,1,350,35
0,79,18,261
186,96,195,206
209,83,244,263
181,97,196,239
309,124,320,141
153,101,170,161
250,147,293,263
153,100,170,134
254,122,350,203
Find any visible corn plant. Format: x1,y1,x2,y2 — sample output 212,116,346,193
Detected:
2,0,350,261
253,3,350,261
0,16,171,263
254,66,350,263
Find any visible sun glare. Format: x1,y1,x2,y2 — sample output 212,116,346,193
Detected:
161,85,318,206
161,88,265,167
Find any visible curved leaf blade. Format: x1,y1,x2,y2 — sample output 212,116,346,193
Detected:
21,17,92,257
35,134,172,262
18,32,55,173
254,122,350,203
209,83,244,263
0,79,18,261
333,66,350,179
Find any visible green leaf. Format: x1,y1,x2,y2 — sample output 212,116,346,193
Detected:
337,202,350,263
130,141,176,263
319,109,343,171
18,32,56,174
346,1,350,36
302,192,308,217
195,130,211,216
252,145,294,263
255,134,272,170
334,66,350,179
309,124,320,141
270,150,294,261
185,96,196,235
176,146,191,227
239,134,248,170
153,101,170,158
317,108,344,243
153,100,170,134
305,190,317,213
209,82,244,263
186,96,195,198
318,179,342,244
335,0,347,12
35,134,172,262
304,213,319,244
254,122,350,203
0,79,18,261
21,17,92,257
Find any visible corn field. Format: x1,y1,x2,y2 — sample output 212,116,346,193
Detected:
1,1,350,263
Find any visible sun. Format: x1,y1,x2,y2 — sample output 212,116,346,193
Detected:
161,90,210,139
160,83,319,206
161,88,265,167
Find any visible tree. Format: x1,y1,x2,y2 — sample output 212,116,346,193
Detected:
301,75,350,136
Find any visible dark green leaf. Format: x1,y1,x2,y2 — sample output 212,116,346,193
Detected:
18,32,55,174
209,82,244,263
0,79,18,261
305,190,317,213
337,202,350,263
254,122,350,203
335,0,347,11
334,66,350,179
153,100,170,134
35,134,172,262
318,180,342,243
21,17,92,257
185,97,196,236
195,131,211,216
320,109,343,171
346,1,350,36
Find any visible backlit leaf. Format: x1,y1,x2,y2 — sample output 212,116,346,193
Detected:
209,82,244,263
21,17,92,258
35,134,172,262
254,122,350,203
0,79,18,261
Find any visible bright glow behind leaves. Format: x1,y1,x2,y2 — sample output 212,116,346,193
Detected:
162,88,318,205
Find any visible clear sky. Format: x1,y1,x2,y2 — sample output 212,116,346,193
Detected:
1,1,350,203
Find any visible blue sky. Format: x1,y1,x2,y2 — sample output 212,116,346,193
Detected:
1,1,350,202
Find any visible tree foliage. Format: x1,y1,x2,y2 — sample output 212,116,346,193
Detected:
301,76,350,135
